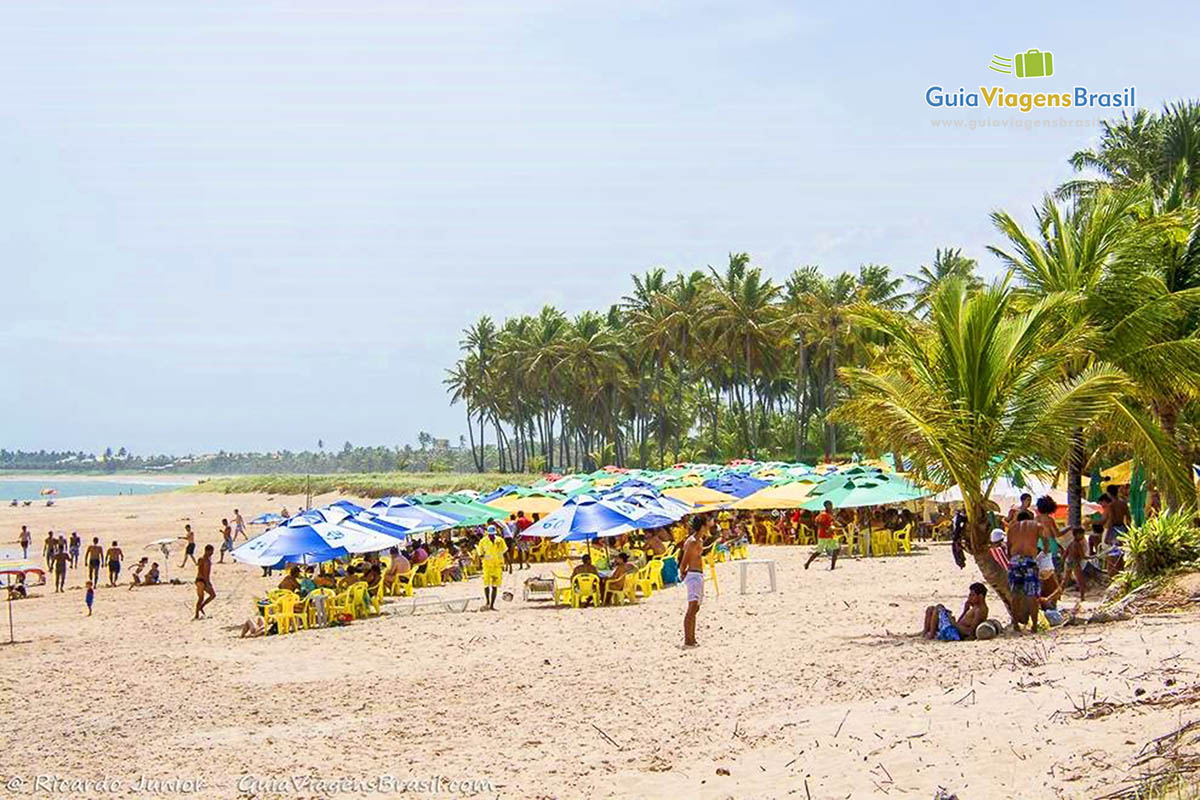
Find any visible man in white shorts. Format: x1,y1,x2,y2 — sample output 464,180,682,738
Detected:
680,515,709,647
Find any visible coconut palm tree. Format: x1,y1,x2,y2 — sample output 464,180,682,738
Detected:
836,278,1138,606
908,248,981,316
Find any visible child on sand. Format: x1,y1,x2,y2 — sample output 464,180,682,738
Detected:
85,581,94,616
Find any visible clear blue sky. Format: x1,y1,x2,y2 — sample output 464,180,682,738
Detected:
3,2,1198,454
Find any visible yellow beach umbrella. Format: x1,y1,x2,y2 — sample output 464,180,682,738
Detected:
728,481,818,510
663,486,737,506
487,494,565,516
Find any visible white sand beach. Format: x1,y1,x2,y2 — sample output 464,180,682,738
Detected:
2,491,1194,799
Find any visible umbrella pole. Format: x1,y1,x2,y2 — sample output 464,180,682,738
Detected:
7,591,13,645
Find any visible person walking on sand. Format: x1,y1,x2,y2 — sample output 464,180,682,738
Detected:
179,524,197,568
43,530,57,569
218,519,233,564
52,545,70,593
106,540,124,587
19,525,31,559
233,509,247,541
804,500,840,571
85,537,104,586
476,525,507,611
680,515,707,647
85,581,94,616
69,531,81,568
194,544,216,620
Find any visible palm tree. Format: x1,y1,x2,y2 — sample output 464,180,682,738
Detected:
908,248,981,316
1065,101,1200,200
837,278,1136,606
990,188,1141,525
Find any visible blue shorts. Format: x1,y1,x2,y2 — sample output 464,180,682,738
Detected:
1008,556,1041,597
935,607,961,641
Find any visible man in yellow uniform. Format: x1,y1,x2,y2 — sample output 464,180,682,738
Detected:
476,525,507,611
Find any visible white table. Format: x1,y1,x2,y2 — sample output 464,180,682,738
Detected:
738,559,777,595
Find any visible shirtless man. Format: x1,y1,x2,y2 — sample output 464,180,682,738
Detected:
1101,485,1131,546
85,537,104,586
680,515,708,647
52,545,70,593
179,524,197,568
194,544,216,619
218,519,233,564
43,530,57,569
106,540,124,587
19,525,31,559
233,509,247,541
923,582,989,640
1007,510,1042,632
1005,493,1033,528
644,529,667,558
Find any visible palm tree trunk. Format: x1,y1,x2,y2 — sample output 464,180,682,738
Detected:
825,329,838,460
1066,429,1085,528
793,335,806,461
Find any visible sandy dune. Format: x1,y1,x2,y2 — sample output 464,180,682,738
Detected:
1,491,1194,799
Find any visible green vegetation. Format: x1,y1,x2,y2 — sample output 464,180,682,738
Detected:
1114,512,1200,594
182,472,538,498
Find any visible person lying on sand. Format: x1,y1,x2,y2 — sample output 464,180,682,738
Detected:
240,614,267,638
923,582,989,641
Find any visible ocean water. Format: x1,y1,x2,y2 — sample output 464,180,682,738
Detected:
0,478,185,502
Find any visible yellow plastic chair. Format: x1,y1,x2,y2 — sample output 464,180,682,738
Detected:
870,529,892,557
263,591,306,634
411,563,429,588
765,522,783,545
623,576,639,604
329,589,355,620
602,576,628,606
571,573,600,608
391,570,415,597
796,523,814,546
646,559,664,591
346,581,372,618
552,572,574,607
893,525,913,554
423,556,443,588
632,565,654,598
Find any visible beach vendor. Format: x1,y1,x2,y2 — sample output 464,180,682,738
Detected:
476,525,507,611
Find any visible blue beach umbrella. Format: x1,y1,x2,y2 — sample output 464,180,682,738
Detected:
369,496,461,531
250,512,285,525
702,474,770,499
525,496,676,542
231,516,399,568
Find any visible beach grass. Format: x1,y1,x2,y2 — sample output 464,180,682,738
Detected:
181,472,538,498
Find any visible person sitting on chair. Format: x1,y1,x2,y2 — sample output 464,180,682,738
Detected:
278,566,302,593
604,552,634,597
571,553,599,579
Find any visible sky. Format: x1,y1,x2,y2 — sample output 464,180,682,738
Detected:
3,1,1199,454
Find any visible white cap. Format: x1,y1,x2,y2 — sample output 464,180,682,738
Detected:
1036,551,1054,574
990,528,1005,543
